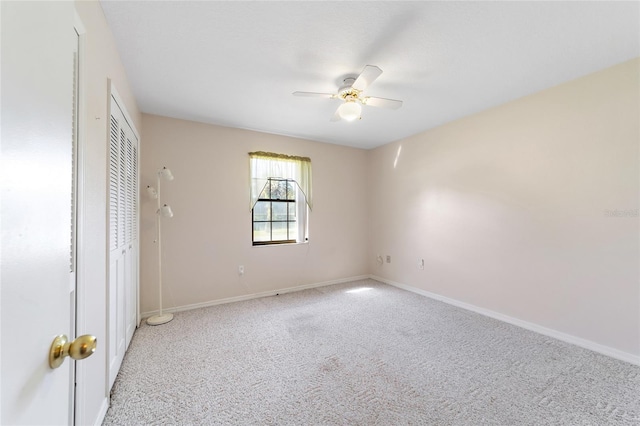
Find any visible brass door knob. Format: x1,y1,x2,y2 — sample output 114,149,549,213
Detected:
49,334,97,369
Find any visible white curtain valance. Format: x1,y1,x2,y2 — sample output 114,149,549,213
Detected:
249,151,312,211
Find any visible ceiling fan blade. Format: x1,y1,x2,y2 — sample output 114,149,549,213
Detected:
293,91,336,99
330,106,342,122
362,96,403,110
352,65,383,91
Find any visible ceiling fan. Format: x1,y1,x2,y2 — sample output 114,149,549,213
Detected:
293,65,403,122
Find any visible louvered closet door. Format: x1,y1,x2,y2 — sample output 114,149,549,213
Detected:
125,128,139,344
108,90,139,390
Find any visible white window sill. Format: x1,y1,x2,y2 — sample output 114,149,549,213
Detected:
252,241,309,248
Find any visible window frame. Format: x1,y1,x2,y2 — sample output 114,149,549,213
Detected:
252,177,299,246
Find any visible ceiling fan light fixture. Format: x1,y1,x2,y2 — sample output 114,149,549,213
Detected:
338,101,361,122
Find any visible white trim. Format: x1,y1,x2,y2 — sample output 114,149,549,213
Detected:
370,275,640,367
73,13,111,426
135,140,141,329
141,275,370,318
108,82,140,141
74,9,86,34
92,398,109,426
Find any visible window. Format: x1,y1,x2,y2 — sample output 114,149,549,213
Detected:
252,178,298,244
249,152,311,246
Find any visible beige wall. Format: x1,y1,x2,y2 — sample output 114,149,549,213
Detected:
140,59,638,361
140,115,369,313
369,58,639,358
75,1,141,424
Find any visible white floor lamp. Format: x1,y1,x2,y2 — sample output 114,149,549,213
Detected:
146,166,175,326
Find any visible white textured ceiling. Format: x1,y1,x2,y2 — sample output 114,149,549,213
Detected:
101,1,639,149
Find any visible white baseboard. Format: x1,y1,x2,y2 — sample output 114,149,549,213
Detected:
93,397,109,426
141,275,370,319
370,275,640,367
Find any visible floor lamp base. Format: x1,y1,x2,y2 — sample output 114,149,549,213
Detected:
147,313,174,326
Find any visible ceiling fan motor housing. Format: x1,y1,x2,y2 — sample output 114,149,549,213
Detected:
339,78,361,102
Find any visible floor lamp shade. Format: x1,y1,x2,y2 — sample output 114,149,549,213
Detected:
160,204,173,218
146,185,158,199
147,167,175,326
159,166,174,181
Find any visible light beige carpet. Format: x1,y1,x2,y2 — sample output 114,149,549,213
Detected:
103,279,640,425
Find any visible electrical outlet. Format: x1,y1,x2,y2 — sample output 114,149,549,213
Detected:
238,265,244,275
386,255,391,263
418,259,424,270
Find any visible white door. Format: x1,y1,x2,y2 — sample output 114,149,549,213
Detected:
0,2,92,424
108,89,140,389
